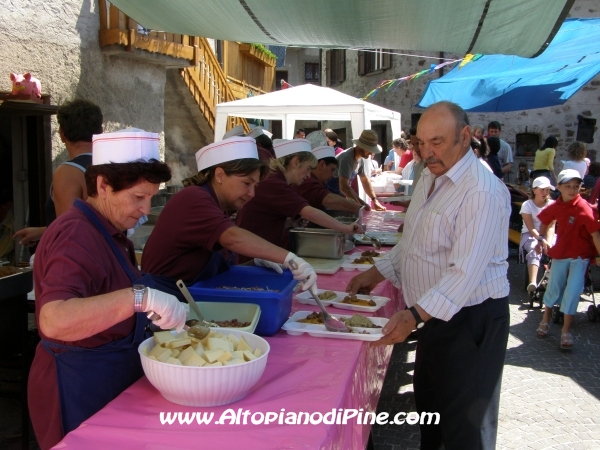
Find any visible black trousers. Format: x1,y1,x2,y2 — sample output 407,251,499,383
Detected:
413,297,509,450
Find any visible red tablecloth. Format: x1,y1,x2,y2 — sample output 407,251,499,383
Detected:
54,212,405,450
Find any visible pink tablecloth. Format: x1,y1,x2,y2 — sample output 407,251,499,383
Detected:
54,213,405,450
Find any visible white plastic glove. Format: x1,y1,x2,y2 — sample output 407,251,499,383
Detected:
254,258,284,274
144,287,189,332
358,206,365,223
283,252,318,292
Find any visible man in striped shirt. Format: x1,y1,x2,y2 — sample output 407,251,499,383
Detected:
348,101,510,450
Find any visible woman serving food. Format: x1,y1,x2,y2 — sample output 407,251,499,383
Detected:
29,130,188,449
235,139,363,261
141,137,317,289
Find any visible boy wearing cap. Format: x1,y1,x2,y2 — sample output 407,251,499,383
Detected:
331,129,386,211
293,145,363,215
536,169,600,349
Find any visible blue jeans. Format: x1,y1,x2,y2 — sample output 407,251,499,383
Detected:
543,257,588,315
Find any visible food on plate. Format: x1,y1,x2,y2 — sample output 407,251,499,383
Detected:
210,319,251,327
296,312,381,328
0,266,21,278
341,314,381,328
318,290,337,300
217,285,279,292
143,330,262,367
341,295,376,307
361,251,381,257
297,311,325,324
352,256,375,264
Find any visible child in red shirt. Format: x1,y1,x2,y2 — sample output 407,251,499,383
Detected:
536,169,600,349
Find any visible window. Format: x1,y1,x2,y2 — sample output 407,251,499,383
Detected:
577,115,596,143
326,50,346,86
358,49,391,75
215,40,224,69
305,62,320,84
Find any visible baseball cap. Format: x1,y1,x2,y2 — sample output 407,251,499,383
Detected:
531,176,555,190
556,169,583,184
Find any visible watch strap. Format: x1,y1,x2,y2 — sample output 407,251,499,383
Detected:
408,306,423,326
133,285,145,312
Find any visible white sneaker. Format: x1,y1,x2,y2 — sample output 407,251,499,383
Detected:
527,283,537,293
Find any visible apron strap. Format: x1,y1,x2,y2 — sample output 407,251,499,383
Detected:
74,200,138,283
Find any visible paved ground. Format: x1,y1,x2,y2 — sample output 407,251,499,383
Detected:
372,255,600,450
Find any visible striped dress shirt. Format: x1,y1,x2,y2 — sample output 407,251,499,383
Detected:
374,150,511,321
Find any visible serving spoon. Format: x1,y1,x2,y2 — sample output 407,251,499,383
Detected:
357,234,382,250
287,259,350,333
146,312,211,339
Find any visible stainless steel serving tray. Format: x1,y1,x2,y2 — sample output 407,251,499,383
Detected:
289,228,346,260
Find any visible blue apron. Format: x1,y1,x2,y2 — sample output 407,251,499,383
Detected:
41,200,177,436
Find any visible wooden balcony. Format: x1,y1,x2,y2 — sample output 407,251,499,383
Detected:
98,0,262,132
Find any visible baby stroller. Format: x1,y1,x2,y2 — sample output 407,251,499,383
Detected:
530,256,551,309
584,259,600,322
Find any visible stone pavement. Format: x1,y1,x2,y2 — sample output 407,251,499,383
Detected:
371,255,600,450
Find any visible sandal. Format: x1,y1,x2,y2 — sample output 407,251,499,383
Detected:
536,321,550,338
560,332,574,349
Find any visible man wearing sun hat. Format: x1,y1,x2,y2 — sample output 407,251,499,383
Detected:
294,145,364,216
330,129,386,211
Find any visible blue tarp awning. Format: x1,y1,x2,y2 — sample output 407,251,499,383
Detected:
417,18,600,112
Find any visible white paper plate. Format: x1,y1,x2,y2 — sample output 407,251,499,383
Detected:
294,289,343,306
282,311,388,341
353,232,402,246
382,195,412,203
341,261,373,271
295,290,390,313
345,252,386,260
383,212,406,221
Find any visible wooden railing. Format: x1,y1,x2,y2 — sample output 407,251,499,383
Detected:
98,0,248,134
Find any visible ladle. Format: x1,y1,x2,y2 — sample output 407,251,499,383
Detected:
146,312,210,339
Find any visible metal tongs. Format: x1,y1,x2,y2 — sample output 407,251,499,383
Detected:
288,259,350,333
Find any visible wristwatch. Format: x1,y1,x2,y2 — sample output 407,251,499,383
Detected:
133,284,146,312
408,306,425,329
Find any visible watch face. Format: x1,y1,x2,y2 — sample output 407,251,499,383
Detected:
133,284,145,291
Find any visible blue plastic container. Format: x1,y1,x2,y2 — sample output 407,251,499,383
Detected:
187,266,297,336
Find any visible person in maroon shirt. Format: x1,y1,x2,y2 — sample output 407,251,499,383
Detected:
142,136,318,289
294,145,363,215
536,169,600,349
29,130,187,450
246,126,275,162
236,139,364,261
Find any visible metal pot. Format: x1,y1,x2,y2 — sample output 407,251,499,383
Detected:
166,185,184,194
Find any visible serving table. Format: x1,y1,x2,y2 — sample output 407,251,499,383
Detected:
53,212,406,450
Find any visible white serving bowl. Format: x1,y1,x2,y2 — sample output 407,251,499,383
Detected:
139,329,270,407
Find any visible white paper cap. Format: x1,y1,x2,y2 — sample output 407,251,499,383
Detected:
195,136,258,171
312,145,335,160
246,126,273,139
92,129,160,165
222,125,245,140
273,139,311,158
306,130,327,149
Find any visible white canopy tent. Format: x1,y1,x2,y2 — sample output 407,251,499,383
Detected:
214,84,401,143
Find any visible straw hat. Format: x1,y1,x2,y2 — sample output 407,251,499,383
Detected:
352,130,381,154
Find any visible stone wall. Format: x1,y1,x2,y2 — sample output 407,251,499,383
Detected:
0,0,167,168
317,0,600,181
